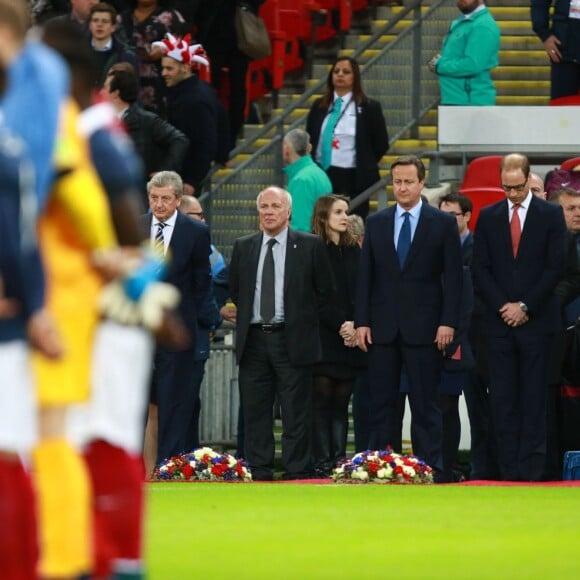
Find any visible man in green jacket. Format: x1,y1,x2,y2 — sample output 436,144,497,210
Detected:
428,0,500,106
283,128,333,232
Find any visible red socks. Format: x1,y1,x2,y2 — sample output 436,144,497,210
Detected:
84,440,144,579
0,457,38,580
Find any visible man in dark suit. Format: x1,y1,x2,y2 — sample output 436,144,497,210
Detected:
229,186,334,480
473,153,568,481
144,171,211,466
355,155,463,477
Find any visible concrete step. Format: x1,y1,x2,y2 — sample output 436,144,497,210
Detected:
492,65,550,80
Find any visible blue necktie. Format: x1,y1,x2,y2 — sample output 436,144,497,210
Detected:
320,97,343,170
397,212,411,267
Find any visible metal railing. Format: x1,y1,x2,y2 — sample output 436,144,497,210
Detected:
201,0,457,260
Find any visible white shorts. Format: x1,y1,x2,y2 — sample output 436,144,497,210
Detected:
0,341,37,454
68,322,154,454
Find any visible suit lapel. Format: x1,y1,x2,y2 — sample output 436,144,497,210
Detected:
248,232,262,294
284,229,298,295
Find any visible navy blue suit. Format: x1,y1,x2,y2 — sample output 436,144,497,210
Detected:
355,202,463,473
473,195,568,481
145,211,211,463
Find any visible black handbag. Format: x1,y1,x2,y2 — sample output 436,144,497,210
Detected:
235,3,272,60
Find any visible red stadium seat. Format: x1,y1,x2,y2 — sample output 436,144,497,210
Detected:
560,157,580,171
460,155,503,190
459,187,506,230
550,95,580,106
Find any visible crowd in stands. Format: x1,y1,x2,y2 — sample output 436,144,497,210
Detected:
1,1,580,578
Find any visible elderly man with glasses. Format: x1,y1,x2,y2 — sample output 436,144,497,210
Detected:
472,153,568,481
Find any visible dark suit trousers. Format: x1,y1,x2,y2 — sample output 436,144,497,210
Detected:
151,349,200,464
368,339,443,473
485,330,552,481
238,328,312,479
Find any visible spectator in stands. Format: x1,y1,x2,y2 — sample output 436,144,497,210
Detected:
117,0,185,114
306,56,389,220
194,0,264,151
438,192,476,482
473,153,568,481
547,187,580,479
530,172,547,199
347,213,365,246
49,0,98,31
88,2,136,87
532,0,580,101
229,186,335,480
282,128,332,233
427,0,500,106
156,35,224,195
31,0,71,22
310,195,365,477
103,62,189,203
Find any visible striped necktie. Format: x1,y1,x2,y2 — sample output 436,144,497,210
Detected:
154,221,166,251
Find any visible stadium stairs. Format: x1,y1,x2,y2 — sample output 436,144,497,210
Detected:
206,0,548,264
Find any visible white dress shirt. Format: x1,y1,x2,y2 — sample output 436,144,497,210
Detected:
150,210,178,255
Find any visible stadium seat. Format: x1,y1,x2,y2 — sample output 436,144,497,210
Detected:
459,187,505,230
560,157,580,171
550,94,580,106
460,155,503,190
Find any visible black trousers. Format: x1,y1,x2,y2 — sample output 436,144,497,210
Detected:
550,61,580,100
151,348,200,464
486,331,552,481
367,339,443,473
238,328,312,479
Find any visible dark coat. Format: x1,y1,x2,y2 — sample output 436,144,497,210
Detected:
473,195,568,336
89,35,137,88
355,203,463,345
166,75,221,192
531,0,580,63
318,242,366,368
229,228,335,366
123,102,189,178
306,96,389,194
142,212,211,346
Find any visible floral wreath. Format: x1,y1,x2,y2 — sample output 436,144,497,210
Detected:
332,449,433,484
152,447,252,482
152,33,210,72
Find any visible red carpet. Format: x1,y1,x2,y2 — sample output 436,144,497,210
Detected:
149,478,580,486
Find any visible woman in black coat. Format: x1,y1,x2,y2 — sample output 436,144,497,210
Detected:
311,195,366,476
306,56,389,220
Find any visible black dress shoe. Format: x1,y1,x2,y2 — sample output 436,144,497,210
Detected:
252,473,274,481
281,471,313,481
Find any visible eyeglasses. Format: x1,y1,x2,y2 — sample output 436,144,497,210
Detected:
502,181,527,193
187,211,204,219
444,211,465,216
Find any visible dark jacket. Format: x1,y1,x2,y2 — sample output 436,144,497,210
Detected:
123,102,189,180
89,35,137,88
229,228,335,366
531,0,580,63
166,75,220,192
318,242,366,369
473,195,568,335
306,96,389,194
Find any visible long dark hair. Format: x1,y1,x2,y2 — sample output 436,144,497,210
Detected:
319,56,366,109
311,195,357,247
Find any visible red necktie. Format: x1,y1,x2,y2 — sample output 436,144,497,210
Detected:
510,204,521,257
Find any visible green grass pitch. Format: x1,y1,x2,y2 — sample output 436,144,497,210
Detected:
146,483,580,579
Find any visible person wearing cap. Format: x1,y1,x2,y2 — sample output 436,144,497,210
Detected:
155,33,225,196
